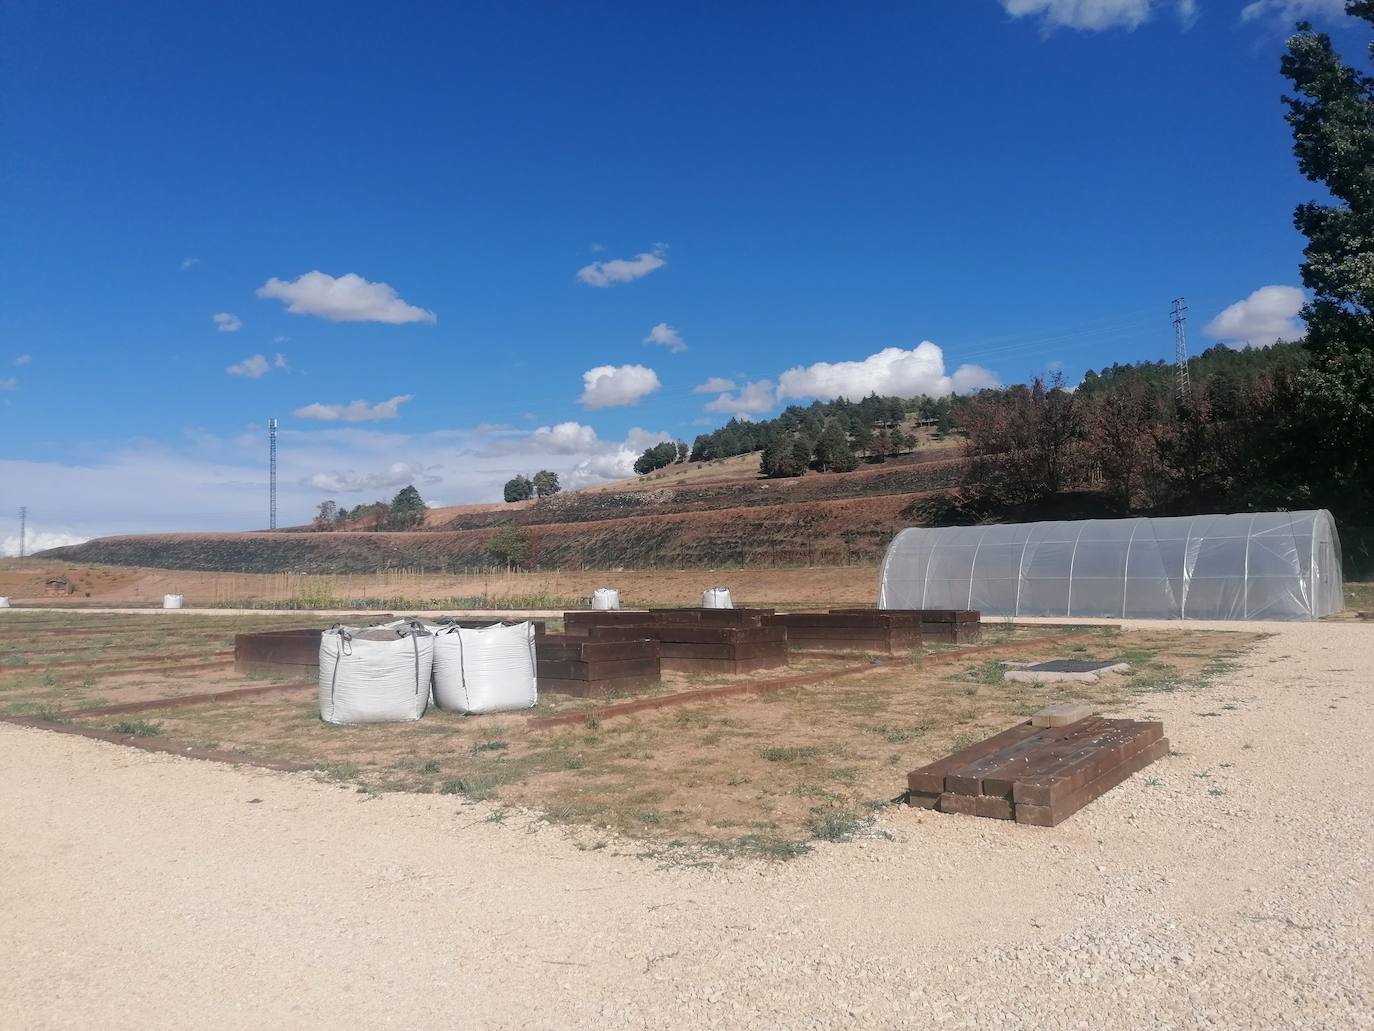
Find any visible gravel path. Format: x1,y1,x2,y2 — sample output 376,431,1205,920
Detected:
3,621,1370,1029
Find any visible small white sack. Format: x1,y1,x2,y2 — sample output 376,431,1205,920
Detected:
0,597,10,608
432,621,537,715
163,594,184,609
591,588,621,611
701,587,733,609
319,624,434,725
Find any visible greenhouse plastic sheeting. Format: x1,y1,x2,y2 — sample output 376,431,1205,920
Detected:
877,510,1344,621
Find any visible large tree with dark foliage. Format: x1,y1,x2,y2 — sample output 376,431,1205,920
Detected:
634,441,683,475
388,485,426,529
1283,6,1374,514
503,475,534,503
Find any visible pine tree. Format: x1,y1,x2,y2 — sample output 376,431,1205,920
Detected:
1282,8,1374,513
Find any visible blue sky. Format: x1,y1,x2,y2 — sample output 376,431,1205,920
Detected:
2,0,1366,547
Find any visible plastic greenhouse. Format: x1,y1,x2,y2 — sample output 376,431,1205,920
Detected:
877,511,1344,621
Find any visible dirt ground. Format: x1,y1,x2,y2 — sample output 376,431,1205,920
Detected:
0,610,1258,851
2,617,1369,1029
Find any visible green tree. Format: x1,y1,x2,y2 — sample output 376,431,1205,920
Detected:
531,470,561,498
633,441,680,475
388,485,426,529
503,475,534,503
313,500,338,531
486,526,531,569
1282,8,1374,513
812,419,858,473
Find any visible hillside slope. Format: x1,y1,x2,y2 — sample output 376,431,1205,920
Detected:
41,445,966,573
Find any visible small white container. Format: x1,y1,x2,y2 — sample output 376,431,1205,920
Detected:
0,597,10,608
701,587,733,609
162,594,184,609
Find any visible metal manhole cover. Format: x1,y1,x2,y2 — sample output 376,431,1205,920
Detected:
1025,659,1122,674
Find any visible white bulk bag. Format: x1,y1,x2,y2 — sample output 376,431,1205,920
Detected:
163,594,184,609
701,587,733,609
319,624,434,725
591,588,621,610
0,597,10,608
432,621,537,715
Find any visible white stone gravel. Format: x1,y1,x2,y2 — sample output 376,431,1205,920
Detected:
2,620,1370,1030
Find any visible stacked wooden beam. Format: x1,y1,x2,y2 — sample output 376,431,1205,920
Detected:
769,611,921,654
535,633,661,698
833,608,981,644
561,611,790,674
234,629,322,678
562,610,655,636
906,714,1168,826
647,608,774,628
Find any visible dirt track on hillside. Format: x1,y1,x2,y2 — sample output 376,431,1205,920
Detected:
3,619,1370,1029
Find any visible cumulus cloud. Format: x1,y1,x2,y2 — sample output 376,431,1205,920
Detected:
2,528,90,558
1240,0,1349,23
14,354,32,366
1000,0,1196,31
643,323,687,353
777,342,999,401
212,312,243,332
693,376,738,394
293,394,414,422
1204,285,1307,348
305,461,437,494
181,257,200,270
0,377,16,391
257,271,436,324
704,379,778,415
226,353,289,379
578,364,662,409
531,421,600,454
576,245,668,287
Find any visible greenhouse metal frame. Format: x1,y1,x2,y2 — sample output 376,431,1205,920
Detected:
877,510,1344,621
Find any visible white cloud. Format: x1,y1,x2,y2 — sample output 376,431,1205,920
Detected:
257,271,436,324
578,364,662,409
2,528,90,558
643,322,687,353
1204,285,1307,348
1000,0,1197,31
293,394,414,422
1240,0,1349,24
778,342,1000,401
0,377,16,391
212,312,243,333
693,376,738,394
14,354,32,366
705,379,778,415
531,421,600,454
226,353,290,379
576,245,668,287
273,335,290,344
181,257,200,270
305,461,437,494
